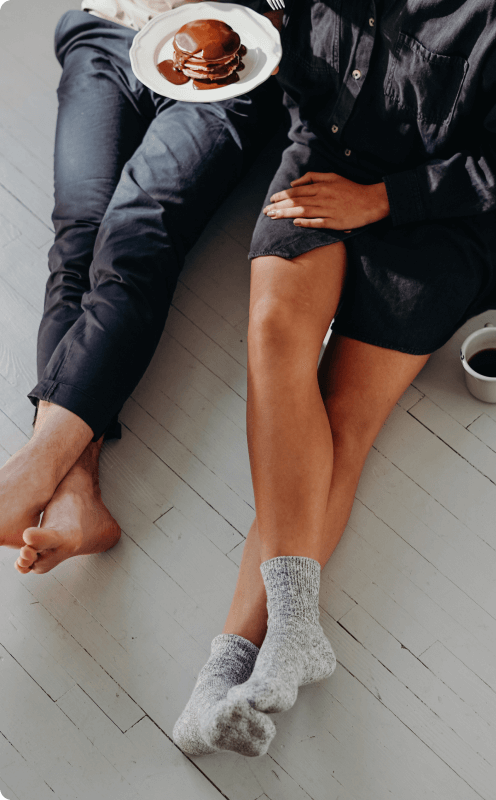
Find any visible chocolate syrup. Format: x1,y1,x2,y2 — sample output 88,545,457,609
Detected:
157,59,190,85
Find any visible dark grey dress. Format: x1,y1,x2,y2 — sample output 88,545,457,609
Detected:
249,0,496,355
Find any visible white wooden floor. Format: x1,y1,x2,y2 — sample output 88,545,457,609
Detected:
2,2,496,799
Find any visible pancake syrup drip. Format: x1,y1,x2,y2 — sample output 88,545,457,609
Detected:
157,19,247,90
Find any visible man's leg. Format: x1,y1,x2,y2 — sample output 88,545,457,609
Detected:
0,11,148,558
0,403,94,551
30,83,282,441
16,428,120,575
12,51,281,571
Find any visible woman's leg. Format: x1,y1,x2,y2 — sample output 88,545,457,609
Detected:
247,244,348,560
173,243,347,756
200,334,429,755
222,335,430,647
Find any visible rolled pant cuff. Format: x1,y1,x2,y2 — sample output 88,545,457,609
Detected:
28,380,121,442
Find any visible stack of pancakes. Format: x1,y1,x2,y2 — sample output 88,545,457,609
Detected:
172,19,245,83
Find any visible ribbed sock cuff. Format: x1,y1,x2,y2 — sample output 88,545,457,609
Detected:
260,556,321,623
210,633,259,661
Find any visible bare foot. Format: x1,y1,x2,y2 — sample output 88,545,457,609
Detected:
15,443,120,575
0,448,56,550
1,400,95,553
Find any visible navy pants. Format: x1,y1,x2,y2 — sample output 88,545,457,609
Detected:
29,10,281,439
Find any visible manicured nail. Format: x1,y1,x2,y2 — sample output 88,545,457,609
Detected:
294,220,301,225
267,210,276,217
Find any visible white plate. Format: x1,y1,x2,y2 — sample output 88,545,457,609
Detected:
130,2,281,102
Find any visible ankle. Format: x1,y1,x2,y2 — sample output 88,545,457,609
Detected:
261,556,321,624
222,624,267,650
31,402,94,484
3,445,58,506
57,461,101,497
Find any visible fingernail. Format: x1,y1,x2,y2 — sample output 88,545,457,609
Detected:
267,210,276,217
294,220,301,225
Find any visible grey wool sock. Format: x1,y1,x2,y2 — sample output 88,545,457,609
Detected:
225,557,335,714
172,633,275,756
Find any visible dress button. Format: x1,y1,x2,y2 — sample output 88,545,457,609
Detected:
369,17,375,26
344,149,351,156
331,124,339,133
352,69,361,80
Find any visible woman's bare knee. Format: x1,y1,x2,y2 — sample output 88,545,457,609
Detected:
249,244,347,362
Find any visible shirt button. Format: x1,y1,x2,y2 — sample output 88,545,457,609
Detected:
352,69,362,80
344,149,352,156
369,17,375,26
331,124,339,133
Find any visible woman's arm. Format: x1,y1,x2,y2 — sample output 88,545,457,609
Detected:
384,144,496,227
267,43,496,231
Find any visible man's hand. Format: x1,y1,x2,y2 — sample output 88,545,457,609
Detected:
263,9,284,31
263,172,390,229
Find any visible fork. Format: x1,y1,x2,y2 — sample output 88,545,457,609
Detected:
266,0,285,10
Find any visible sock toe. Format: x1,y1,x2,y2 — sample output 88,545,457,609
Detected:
172,634,260,756
173,714,218,756
200,697,276,757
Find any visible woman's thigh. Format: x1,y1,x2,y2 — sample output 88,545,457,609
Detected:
319,333,430,449
249,242,348,361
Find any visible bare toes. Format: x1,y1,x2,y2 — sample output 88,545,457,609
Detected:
23,526,63,552
19,544,39,565
30,551,64,574
15,543,40,573
15,558,33,574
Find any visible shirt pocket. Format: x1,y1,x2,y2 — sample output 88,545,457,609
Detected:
384,31,468,126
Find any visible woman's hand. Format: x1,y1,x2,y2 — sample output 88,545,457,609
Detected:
263,172,390,230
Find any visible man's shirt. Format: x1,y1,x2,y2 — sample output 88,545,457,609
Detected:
82,0,265,32
278,0,496,226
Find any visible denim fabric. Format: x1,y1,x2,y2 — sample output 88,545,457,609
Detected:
276,0,496,225
29,10,281,439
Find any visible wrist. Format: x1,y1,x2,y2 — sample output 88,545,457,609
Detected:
370,181,390,219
